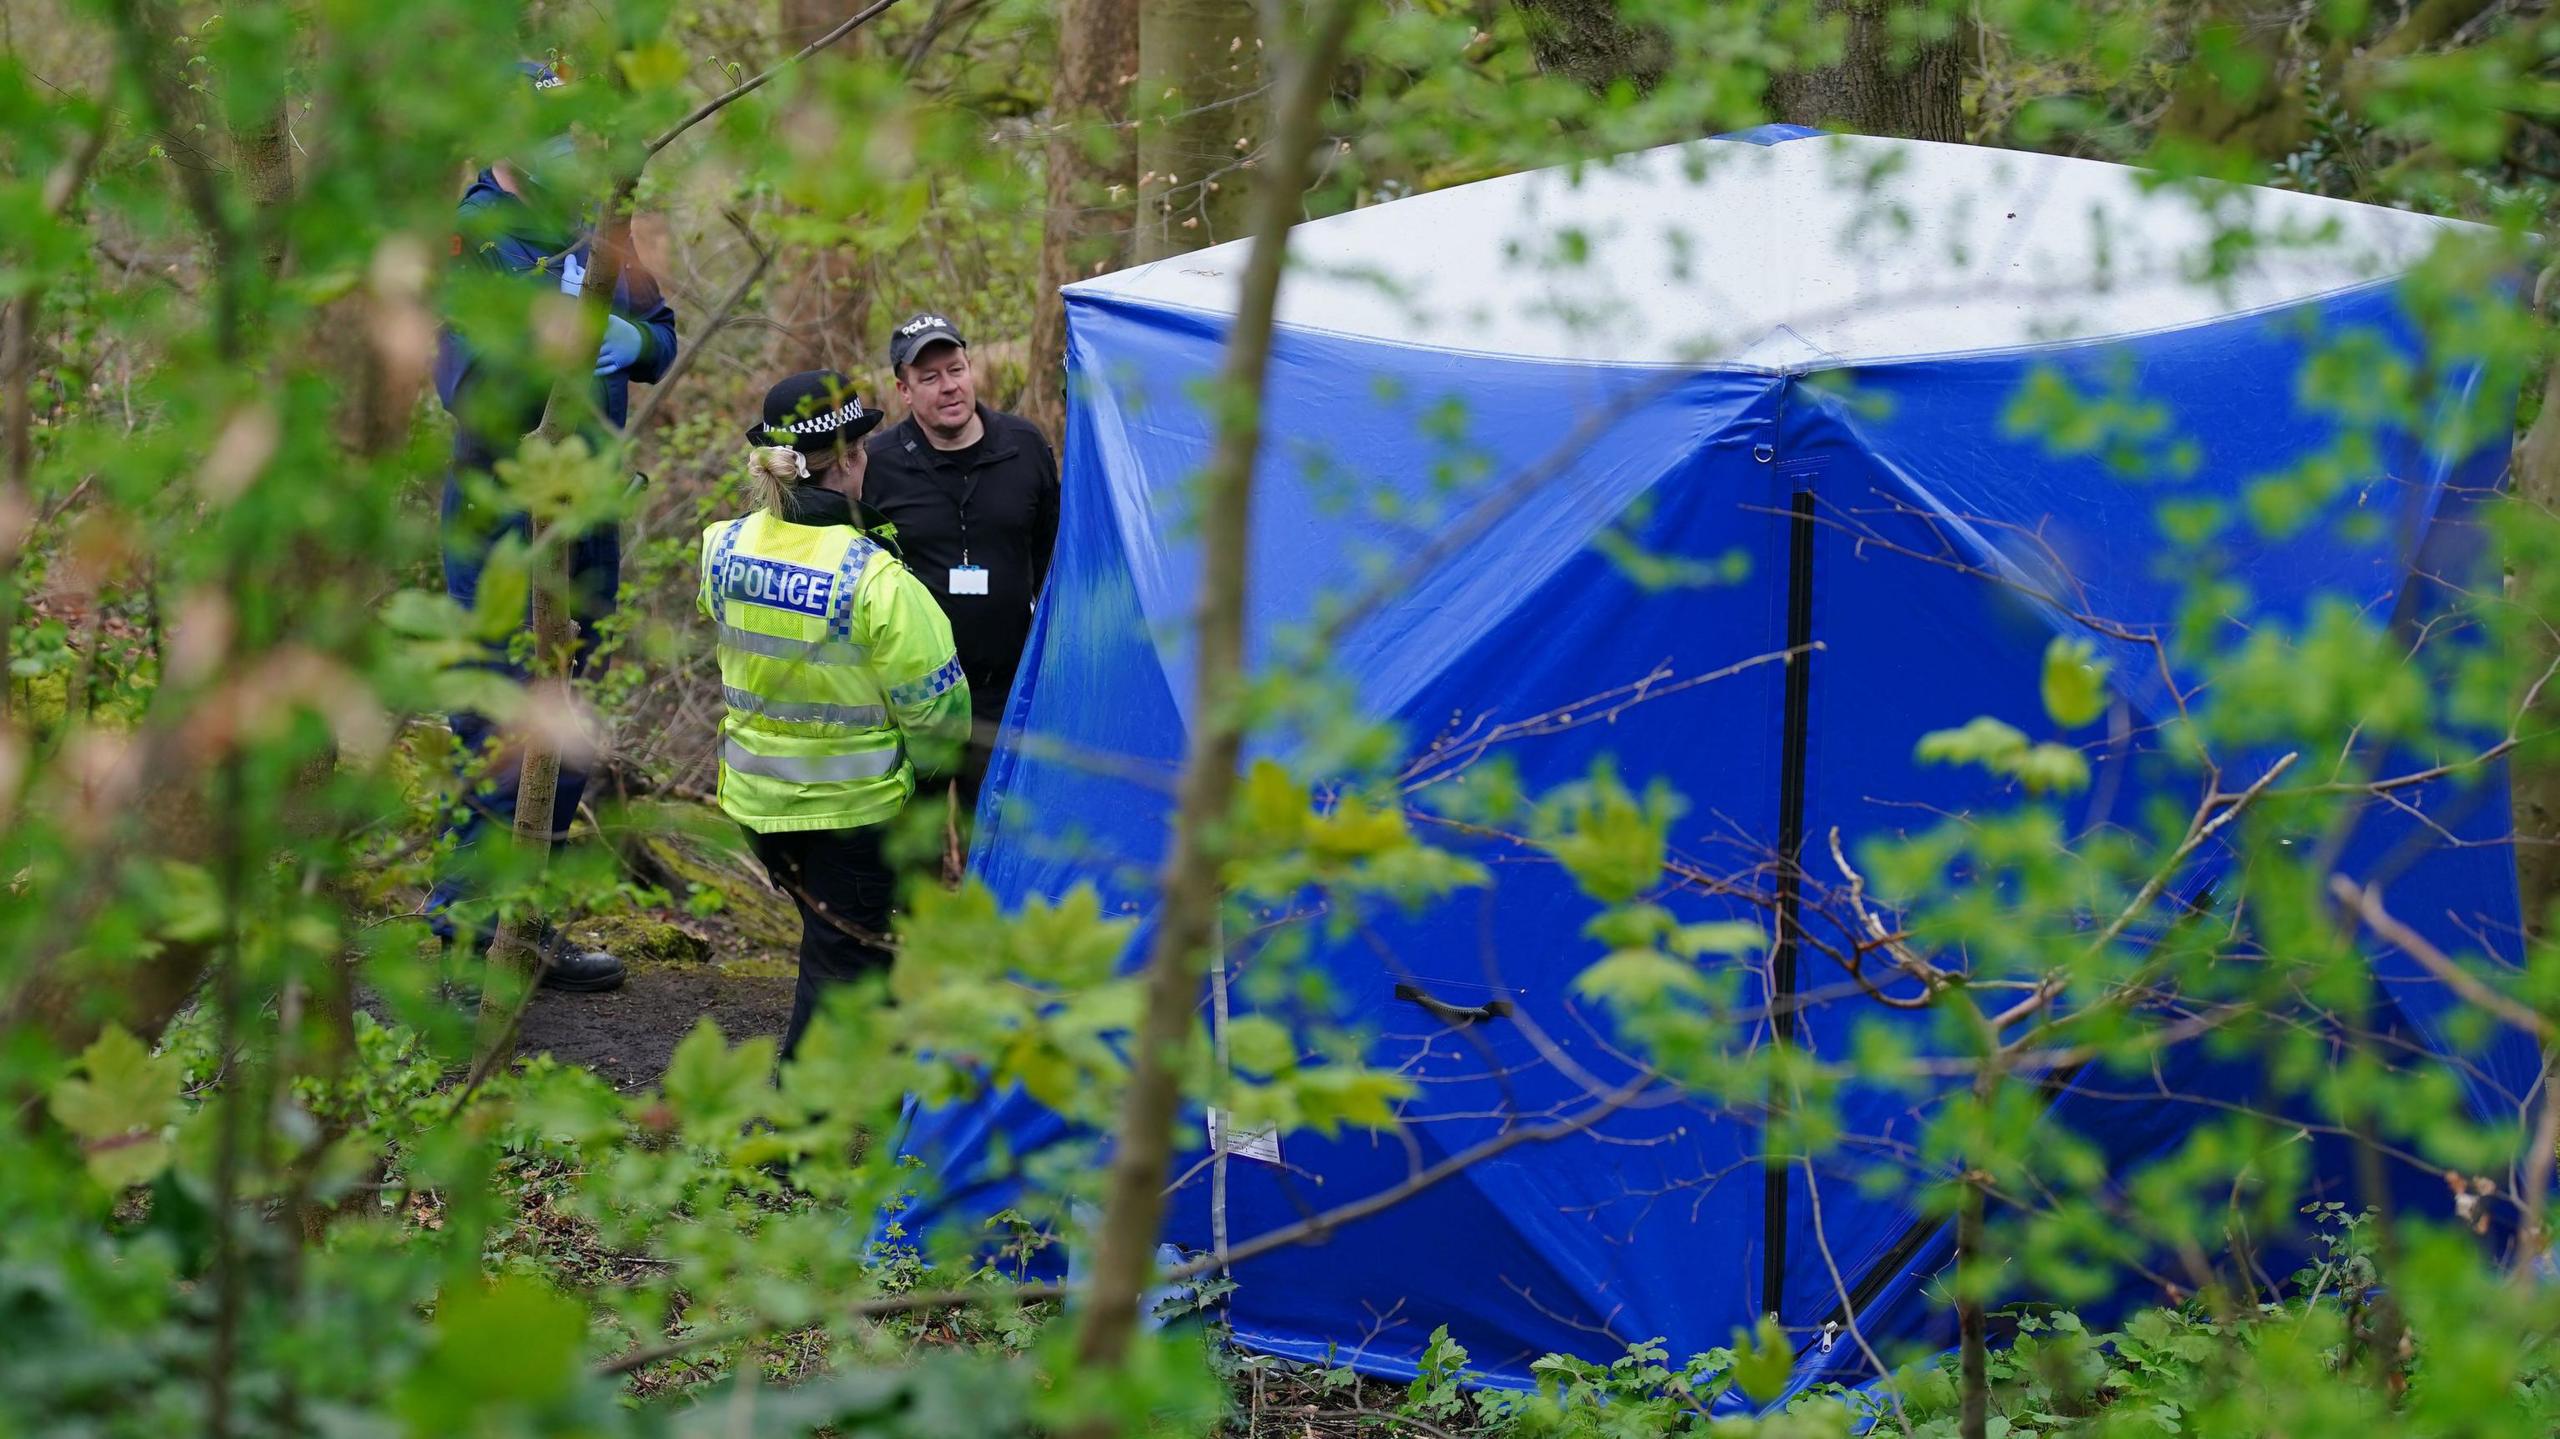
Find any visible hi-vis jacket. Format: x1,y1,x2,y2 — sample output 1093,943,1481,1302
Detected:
699,507,972,832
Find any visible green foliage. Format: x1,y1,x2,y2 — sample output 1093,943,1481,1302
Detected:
1534,763,1686,906
2039,637,2111,731
4,0,2558,1435
47,1024,184,1189
1915,714,2092,796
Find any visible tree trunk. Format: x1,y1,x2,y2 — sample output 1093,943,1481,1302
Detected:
1506,0,1662,96
475,205,636,1062
1766,0,1963,143
1957,1169,1988,1439
1132,0,1261,261
2510,279,2560,939
1070,0,1358,1388
1025,0,1137,441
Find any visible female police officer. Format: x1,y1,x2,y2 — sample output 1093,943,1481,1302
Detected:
703,370,971,1058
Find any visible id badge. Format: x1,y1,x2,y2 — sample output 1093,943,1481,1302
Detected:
949,565,990,596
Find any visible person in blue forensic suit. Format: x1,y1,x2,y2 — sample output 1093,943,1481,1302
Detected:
425,60,679,992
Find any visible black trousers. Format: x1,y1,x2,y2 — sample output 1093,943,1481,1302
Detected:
747,823,896,1060
948,713,999,855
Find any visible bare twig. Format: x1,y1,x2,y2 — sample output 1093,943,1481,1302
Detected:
622,207,775,440
2328,874,2551,1039
644,0,904,160
1991,752,2299,1047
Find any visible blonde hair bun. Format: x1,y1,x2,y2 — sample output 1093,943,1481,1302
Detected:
749,445,809,483
746,444,811,514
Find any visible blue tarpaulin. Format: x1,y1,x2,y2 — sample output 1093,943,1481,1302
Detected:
890,131,2535,1397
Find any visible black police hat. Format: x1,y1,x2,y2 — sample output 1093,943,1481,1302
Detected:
747,370,884,453
888,312,968,373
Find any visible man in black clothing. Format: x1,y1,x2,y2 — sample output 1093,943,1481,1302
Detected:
863,312,1060,859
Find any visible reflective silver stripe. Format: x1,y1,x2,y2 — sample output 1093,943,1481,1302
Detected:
721,686,886,728
721,737,902,783
717,624,867,665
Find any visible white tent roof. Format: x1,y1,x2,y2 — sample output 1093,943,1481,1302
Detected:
1064,132,2478,370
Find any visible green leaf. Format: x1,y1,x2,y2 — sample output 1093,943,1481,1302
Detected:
1288,1065,1412,1134
1534,764,1685,906
1307,792,1410,863
2016,743,2092,796
492,434,621,530
616,41,689,92
1238,759,1308,852
2040,636,2112,730
1729,1313,1795,1405
1575,947,1708,1006
1915,716,2030,769
399,1276,587,1430
1224,1014,1297,1078
658,1020,776,1141
148,859,227,945
1669,920,1765,959
381,588,469,640
48,1024,183,1189
468,537,532,643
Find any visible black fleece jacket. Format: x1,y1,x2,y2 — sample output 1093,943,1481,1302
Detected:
862,406,1059,720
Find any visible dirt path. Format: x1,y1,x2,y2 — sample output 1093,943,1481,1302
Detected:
515,955,795,1091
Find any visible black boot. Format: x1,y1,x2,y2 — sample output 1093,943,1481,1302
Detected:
537,925,627,993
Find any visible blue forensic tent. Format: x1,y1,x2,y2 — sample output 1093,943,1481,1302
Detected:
897,130,2537,1396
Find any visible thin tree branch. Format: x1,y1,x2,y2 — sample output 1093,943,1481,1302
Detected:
2328,874,2552,1040
622,207,774,440
1071,0,1363,1381
645,0,905,160
1990,752,2299,1046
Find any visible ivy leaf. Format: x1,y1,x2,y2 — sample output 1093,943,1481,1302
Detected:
48,1024,183,1190
2041,636,2112,730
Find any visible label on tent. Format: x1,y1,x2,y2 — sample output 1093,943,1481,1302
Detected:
1208,1109,1281,1164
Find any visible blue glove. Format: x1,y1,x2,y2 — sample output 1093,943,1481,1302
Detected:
595,314,645,376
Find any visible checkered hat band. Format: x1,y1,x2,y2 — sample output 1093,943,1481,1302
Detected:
769,401,867,437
